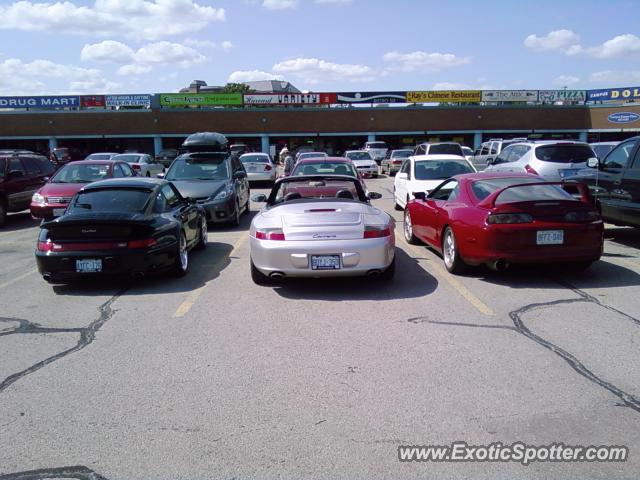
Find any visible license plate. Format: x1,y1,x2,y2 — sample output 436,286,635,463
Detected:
311,255,341,270
76,259,102,273
53,208,66,216
559,169,580,178
536,230,564,245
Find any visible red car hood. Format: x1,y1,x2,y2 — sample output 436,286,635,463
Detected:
38,182,86,198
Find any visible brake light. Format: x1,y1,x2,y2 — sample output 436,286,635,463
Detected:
131,164,141,171
487,213,533,224
524,164,538,175
37,241,129,251
37,240,54,251
264,164,272,171
255,229,285,240
392,160,403,164
364,225,392,238
564,211,600,222
128,238,157,248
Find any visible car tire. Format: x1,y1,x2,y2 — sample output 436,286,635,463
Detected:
230,201,241,227
394,192,403,211
243,190,250,214
172,231,189,277
378,256,395,282
251,260,272,285
195,217,207,250
146,172,151,177
442,226,466,274
403,208,421,245
0,198,6,227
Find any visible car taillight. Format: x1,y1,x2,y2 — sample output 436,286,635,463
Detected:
255,229,285,240
392,160,403,164
487,213,533,224
524,164,538,175
264,164,272,171
363,225,392,238
131,164,141,171
37,240,129,251
37,240,54,251
128,238,157,248
564,211,600,222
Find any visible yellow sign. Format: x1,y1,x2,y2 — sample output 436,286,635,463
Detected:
407,90,481,103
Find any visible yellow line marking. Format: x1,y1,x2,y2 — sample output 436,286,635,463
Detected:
0,268,37,290
402,236,495,317
173,235,248,318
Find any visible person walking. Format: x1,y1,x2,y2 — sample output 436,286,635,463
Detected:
278,146,289,165
283,151,295,176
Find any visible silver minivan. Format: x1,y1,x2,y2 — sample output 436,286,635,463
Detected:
484,141,597,181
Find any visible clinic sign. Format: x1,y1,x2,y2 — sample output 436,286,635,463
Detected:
337,92,407,103
538,90,586,103
587,87,640,102
244,93,337,105
608,112,640,124
0,96,80,109
407,90,481,103
159,93,243,107
481,90,539,102
106,94,151,107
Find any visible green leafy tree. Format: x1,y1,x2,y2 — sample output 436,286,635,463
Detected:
222,83,253,94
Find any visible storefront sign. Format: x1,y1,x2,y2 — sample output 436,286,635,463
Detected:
587,87,640,102
0,96,80,108
105,94,151,107
538,90,586,102
80,95,106,108
336,92,406,103
243,93,336,105
406,90,481,103
481,90,539,102
608,112,640,124
159,93,243,107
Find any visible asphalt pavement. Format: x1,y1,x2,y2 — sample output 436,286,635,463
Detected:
0,174,639,480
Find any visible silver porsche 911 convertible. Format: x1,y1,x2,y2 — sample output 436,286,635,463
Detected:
249,175,395,284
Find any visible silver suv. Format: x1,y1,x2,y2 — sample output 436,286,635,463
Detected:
484,140,597,181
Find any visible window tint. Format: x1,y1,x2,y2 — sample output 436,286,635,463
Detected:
414,160,474,180
480,144,490,155
119,163,134,177
0,159,5,178
391,150,412,159
489,142,499,154
165,154,230,181
51,163,111,183
161,184,181,208
241,154,270,164
22,157,41,175
493,147,512,164
591,144,617,159
534,144,595,163
471,178,572,203
70,188,151,213
34,156,55,174
112,164,125,178
602,140,636,169
8,158,25,174
509,145,531,162
428,144,464,156
429,180,458,201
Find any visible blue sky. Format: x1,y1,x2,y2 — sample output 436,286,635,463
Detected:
0,0,638,95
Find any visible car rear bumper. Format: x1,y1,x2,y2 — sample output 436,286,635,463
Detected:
250,235,395,277
247,172,276,182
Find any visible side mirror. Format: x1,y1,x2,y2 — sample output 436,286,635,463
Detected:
587,158,599,169
42,176,50,182
7,170,25,179
233,171,247,180
251,193,267,202
413,191,426,201
156,172,165,179
367,191,382,200
396,172,408,180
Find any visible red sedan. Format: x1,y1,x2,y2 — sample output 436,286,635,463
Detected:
403,172,604,273
30,160,136,220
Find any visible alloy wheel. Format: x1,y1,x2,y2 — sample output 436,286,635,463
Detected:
443,230,455,269
179,233,188,271
404,210,413,241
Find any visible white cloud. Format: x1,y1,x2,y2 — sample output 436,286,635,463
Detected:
184,38,217,49
589,70,640,85
0,0,225,40
552,75,580,86
118,64,153,75
523,29,581,54
432,82,471,90
587,34,640,59
0,58,118,94
221,41,234,52
262,0,298,9
382,51,470,73
272,57,375,84
228,70,284,83
81,40,135,63
136,41,205,67
314,0,352,3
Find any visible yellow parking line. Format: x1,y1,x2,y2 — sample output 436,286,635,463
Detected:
173,235,248,318
0,268,37,290
402,237,495,317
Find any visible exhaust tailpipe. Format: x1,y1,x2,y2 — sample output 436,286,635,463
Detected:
367,269,381,278
487,259,509,272
43,273,53,282
269,272,285,280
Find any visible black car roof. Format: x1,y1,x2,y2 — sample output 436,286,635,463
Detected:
81,177,166,191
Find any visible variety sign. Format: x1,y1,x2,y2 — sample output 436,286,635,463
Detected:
481,90,538,102
159,93,243,107
538,90,586,103
406,90,481,103
244,93,336,105
0,96,80,108
337,92,406,103
608,112,640,124
105,94,151,107
587,87,640,102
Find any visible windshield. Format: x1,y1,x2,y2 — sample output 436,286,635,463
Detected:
414,160,474,180
273,178,364,204
534,144,595,163
241,155,270,164
428,144,464,155
367,142,387,148
346,151,373,160
112,154,143,163
165,154,230,181
292,161,358,177
51,163,111,183
471,177,573,203
69,188,151,212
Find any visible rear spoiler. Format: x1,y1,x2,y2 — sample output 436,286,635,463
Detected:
478,181,591,208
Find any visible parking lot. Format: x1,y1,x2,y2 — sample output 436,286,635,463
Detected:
1,173,639,479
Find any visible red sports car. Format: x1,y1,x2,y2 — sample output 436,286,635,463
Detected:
403,172,604,273
30,160,136,220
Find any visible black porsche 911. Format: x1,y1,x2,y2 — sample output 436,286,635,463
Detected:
35,177,207,283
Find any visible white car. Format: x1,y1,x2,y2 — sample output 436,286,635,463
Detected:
112,153,164,177
345,150,378,177
296,152,328,162
393,154,476,210
363,141,388,163
240,152,277,183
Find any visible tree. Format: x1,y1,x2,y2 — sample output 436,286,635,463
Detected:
222,83,253,94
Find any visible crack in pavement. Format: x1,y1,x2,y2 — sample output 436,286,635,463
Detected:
0,288,127,394
409,318,516,331
0,466,109,480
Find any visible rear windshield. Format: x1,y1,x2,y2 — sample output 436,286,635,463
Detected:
52,163,110,183
414,160,474,180
391,150,412,158
292,161,357,177
113,154,143,163
166,153,229,181
534,145,595,163
241,155,270,163
69,188,151,213
367,142,387,148
86,154,113,160
346,152,372,160
471,178,573,204
428,144,464,156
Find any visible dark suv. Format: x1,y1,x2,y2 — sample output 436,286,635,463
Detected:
0,152,55,226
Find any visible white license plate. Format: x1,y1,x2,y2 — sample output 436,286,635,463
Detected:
311,255,341,270
53,208,66,216
559,169,580,178
536,230,564,245
76,259,102,273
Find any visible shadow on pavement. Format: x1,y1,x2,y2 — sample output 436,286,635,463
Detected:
271,247,437,301
0,212,39,233
0,466,109,480
604,226,640,250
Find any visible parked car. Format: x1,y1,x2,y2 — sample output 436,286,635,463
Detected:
155,148,179,168
403,172,603,273
0,151,55,226
381,149,412,175
413,142,465,158
249,174,393,284
472,138,527,171
589,141,619,160
461,146,474,162
569,136,640,228
240,153,277,183
50,147,83,167
484,141,596,181
344,150,378,177
393,155,476,210
230,143,250,156
363,141,388,164
85,152,119,161
296,152,328,162
35,177,207,283
112,153,164,177
291,157,360,179
30,160,136,220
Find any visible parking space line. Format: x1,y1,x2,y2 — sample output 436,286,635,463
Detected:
401,236,495,317
173,234,248,318
0,268,37,290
